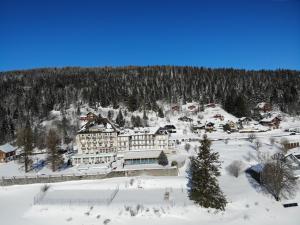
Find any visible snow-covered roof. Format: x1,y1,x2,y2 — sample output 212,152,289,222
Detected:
260,116,280,123
286,148,300,157
0,143,17,153
119,127,160,136
124,150,162,160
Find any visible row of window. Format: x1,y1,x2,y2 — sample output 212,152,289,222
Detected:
73,156,113,164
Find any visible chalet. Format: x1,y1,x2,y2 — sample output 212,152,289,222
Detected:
192,123,205,134
178,116,193,122
188,105,195,110
238,117,252,125
171,105,180,112
163,125,176,133
205,122,215,131
256,102,272,113
187,105,198,113
0,143,17,163
213,114,224,121
80,112,98,122
259,116,281,129
227,120,238,131
206,103,216,108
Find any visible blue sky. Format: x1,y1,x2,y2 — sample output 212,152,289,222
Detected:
0,0,300,71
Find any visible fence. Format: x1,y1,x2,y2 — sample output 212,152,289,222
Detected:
33,185,120,206
0,167,178,186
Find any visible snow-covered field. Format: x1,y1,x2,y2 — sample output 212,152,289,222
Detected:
1,103,300,225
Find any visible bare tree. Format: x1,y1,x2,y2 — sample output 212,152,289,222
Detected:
269,137,275,146
248,133,256,143
16,121,33,172
261,153,297,201
226,160,244,177
46,129,63,171
254,140,262,151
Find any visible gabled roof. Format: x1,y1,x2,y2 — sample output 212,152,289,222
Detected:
0,143,17,153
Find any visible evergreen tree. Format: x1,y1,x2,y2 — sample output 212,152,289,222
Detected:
143,109,148,120
16,120,33,172
158,107,164,118
142,109,149,127
107,110,114,121
187,134,227,211
116,110,125,127
127,94,138,112
158,151,168,166
46,129,63,172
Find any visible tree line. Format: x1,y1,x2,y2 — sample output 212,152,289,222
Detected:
0,66,299,144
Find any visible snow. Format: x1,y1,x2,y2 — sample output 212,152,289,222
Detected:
0,143,17,153
1,103,300,224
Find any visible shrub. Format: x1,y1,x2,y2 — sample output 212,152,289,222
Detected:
171,161,178,167
41,184,50,192
226,160,244,178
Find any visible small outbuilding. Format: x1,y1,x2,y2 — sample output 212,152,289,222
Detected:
0,143,17,163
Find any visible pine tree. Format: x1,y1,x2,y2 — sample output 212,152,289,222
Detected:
158,151,168,166
107,110,114,121
187,134,227,211
158,107,164,118
46,129,63,172
16,120,33,172
116,110,125,127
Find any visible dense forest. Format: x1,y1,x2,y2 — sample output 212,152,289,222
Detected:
0,66,300,144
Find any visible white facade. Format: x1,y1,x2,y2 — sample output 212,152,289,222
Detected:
117,127,170,153
73,122,118,165
73,124,173,165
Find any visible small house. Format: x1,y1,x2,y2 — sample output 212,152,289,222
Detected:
259,116,281,129
213,114,224,121
191,123,205,134
206,103,216,108
0,143,17,163
80,112,98,122
178,116,193,122
163,125,176,133
205,122,215,131
172,105,180,112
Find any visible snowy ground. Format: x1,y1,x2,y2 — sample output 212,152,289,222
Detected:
1,103,300,224
1,137,300,225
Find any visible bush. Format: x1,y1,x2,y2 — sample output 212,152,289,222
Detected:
41,184,50,192
226,160,244,178
171,161,178,167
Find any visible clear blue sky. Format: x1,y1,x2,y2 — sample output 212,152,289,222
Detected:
0,0,300,71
